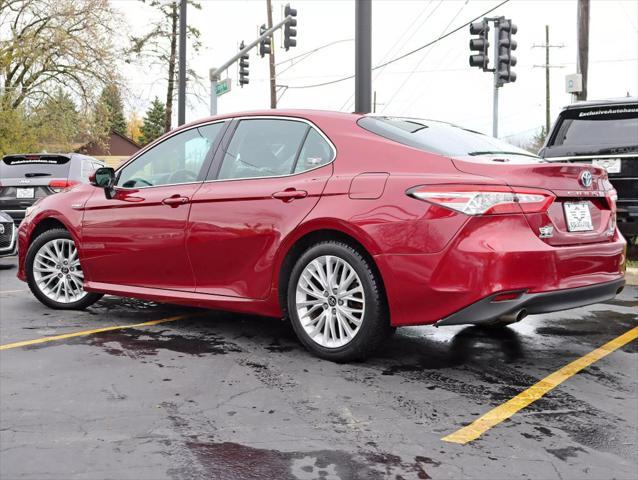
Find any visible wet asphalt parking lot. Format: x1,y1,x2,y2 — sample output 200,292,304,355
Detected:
0,255,637,480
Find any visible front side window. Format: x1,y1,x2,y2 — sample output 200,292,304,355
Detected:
118,122,224,188
81,159,98,180
217,119,311,180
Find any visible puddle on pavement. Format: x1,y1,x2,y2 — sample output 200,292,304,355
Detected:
86,328,242,357
177,441,435,480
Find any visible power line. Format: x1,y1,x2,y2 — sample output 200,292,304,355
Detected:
339,0,437,111
276,39,354,69
383,0,467,113
282,0,511,90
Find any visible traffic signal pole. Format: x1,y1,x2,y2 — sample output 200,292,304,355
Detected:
469,16,517,138
492,20,500,137
266,0,277,108
209,15,293,116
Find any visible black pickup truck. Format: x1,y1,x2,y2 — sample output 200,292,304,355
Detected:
539,97,638,245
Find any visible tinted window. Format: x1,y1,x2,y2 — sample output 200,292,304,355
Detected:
358,116,538,159
0,155,71,179
218,119,308,180
550,106,638,148
118,123,224,188
293,129,333,173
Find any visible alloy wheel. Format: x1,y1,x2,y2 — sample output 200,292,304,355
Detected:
295,255,365,348
33,239,87,304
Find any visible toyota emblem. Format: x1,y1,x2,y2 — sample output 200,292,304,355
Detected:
0,224,4,235
580,170,593,188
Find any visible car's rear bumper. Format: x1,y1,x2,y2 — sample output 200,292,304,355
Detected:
375,215,627,327
435,278,625,326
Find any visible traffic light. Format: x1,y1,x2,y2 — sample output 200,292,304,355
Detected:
259,24,271,57
284,4,297,50
497,19,517,85
469,19,490,70
238,41,249,87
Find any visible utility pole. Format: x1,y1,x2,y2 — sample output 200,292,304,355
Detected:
266,0,277,108
354,0,372,114
533,25,564,133
576,0,590,101
177,0,187,126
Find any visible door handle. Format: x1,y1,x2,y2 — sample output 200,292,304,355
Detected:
272,189,308,202
162,195,190,207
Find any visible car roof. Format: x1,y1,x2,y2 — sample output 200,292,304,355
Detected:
561,96,638,111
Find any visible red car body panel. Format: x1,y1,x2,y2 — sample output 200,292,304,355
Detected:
17,109,626,327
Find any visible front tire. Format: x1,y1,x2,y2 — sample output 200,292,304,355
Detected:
26,228,103,310
287,241,391,362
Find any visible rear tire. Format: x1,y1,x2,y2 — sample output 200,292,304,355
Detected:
26,228,103,310
287,241,391,362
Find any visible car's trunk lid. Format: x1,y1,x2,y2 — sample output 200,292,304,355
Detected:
452,156,615,246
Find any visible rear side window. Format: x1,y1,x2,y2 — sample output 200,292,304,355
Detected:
293,129,334,173
358,116,538,159
549,106,638,148
0,155,71,179
217,119,309,180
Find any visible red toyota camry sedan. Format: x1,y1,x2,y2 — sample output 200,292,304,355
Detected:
17,110,626,361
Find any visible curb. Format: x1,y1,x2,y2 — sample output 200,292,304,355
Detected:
626,267,638,286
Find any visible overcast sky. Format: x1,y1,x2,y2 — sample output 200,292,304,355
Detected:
113,0,638,141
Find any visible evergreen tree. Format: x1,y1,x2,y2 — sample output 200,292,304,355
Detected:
97,84,127,135
32,88,80,151
140,98,166,145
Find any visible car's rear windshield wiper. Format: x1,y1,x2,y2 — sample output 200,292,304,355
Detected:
468,150,539,158
24,172,52,177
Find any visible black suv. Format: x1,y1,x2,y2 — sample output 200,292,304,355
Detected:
0,153,104,224
539,97,638,244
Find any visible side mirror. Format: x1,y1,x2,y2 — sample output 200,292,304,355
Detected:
90,167,116,198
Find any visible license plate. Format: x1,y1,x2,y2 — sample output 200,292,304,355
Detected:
16,187,34,199
592,158,621,173
564,202,593,232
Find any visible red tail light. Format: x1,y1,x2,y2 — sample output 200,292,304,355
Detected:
48,180,78,193
407,184,555,215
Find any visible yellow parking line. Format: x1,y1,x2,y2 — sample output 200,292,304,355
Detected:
0,289,28,294
442,325,638,445
0,315,189,351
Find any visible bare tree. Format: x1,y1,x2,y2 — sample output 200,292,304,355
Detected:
0,0,121,110
128,0,202,132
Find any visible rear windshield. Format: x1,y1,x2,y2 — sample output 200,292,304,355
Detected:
1,155,71,178
358,116,538,159
549,105,638,148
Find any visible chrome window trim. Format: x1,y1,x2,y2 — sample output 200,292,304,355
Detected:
114,119,228,191
206,115,337,184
